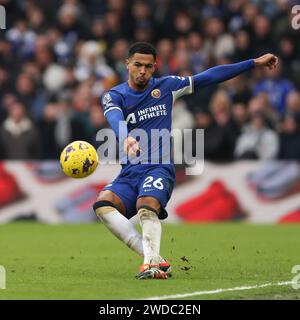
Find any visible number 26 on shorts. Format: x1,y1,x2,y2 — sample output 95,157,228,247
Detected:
142,176,164,190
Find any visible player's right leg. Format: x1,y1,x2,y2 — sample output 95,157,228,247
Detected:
93,190,144,257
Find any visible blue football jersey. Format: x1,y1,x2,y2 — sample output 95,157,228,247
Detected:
101,76,193,168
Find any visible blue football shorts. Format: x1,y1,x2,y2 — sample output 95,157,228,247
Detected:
103,164,175,220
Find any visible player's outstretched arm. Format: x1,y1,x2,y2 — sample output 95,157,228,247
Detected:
192,53,278,90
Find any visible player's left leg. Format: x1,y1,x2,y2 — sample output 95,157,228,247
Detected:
135,166,175,279
135,196,173,279
135,196,168,279
137,196,161,265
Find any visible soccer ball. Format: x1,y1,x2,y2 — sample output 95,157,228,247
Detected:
60,141,99,178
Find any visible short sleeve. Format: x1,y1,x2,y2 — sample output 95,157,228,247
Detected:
164,76,193,100
101,91,123,117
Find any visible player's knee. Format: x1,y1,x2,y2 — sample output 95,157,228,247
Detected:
93,200,116,218
136,197,160,214
137,205,159,220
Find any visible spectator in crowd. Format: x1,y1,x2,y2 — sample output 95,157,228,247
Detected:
279,113,300,160
74,40,118,93
14,73,37,109
232,29,253,62
173,47,192,75
26,5,47,34
253,60,296,115
103,11,125,47
219,74,252,104
108,39,130,82
0,102,42,159
252,15,274,56
232,102,249,131
153,0,176,39
33,37,56,74
156,39,177,76
278,35,300,88
187,32,209,74
0,67,10,93
131,1,154,37
5,19,37,61
57,1,90,43
209,90,240,160
204,17,235,60
193,90,239,162
193,109,217,160
241,1,258,34
201,0,223,19
234,110,279,160
90,18,107,53
38,103,62,159
248,94,277,128
173,11,195,39
14,72,49,120
285,91,300,119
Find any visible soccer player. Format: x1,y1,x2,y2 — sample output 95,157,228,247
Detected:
93,42,278,279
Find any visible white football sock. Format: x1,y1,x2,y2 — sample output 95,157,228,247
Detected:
138,207,162,265
130,214,165,264
95,207,144,256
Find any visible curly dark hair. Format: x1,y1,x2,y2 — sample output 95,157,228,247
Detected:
128,42,157,60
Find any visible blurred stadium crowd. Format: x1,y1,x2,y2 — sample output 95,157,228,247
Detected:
0,0,300,161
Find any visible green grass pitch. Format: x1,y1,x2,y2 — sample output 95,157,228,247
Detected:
0,222,300,300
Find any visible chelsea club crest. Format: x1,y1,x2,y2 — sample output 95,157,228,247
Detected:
151,89,161,99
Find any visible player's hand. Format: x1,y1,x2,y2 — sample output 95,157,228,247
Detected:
123,136,141,157
254,54,278,70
